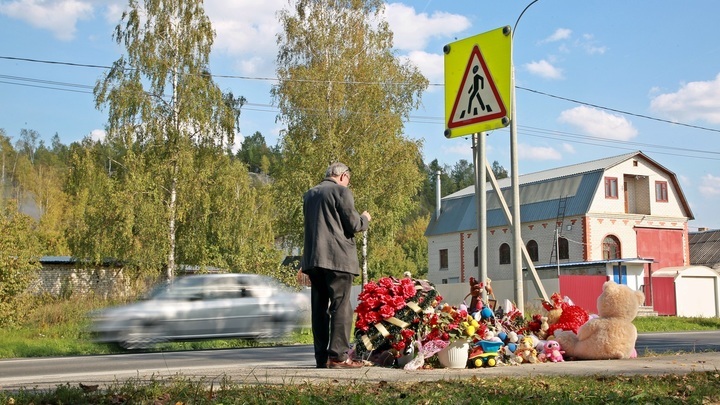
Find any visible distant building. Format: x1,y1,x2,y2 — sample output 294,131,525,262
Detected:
689,229,720,270
425,151,694,314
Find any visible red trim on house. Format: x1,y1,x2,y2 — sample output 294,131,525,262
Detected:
583,216,591,261
460,233,465,283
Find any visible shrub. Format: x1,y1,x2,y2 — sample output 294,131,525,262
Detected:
0,205,42,327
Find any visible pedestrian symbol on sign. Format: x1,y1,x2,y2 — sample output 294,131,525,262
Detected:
461,65,493,119
447,45,507,129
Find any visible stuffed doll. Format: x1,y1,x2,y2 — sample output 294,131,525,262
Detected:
555,281,645,360
543,293,590,338
513,336,539,364
541,340,565,362
466,277,484,314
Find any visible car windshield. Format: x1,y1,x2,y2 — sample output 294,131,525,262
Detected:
149,276,208,300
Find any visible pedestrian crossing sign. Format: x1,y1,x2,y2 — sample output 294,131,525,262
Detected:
444,26,512,138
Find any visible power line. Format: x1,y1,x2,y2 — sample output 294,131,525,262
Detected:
517,86,720,134
3,54,719,133
2,55,720,160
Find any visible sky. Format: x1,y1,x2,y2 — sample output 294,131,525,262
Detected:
1,0,720,231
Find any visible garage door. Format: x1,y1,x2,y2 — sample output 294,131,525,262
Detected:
676,276,717,317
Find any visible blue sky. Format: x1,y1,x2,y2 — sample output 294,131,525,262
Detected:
1,0,720,231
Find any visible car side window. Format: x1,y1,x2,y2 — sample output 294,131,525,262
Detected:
205,277,244,299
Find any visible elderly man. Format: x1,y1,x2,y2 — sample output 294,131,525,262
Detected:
302,162,371,369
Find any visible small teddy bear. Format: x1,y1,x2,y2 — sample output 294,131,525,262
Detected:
513,336,539,364
541,340,565,362
555,281,645,360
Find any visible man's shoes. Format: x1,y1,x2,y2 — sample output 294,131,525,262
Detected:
326,358,364,369
316,363,328,369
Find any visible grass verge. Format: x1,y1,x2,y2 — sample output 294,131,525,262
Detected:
2,371,720,404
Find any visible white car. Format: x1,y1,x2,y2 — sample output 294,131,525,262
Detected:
90,273,309,349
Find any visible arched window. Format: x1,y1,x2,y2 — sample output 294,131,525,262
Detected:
499,243,511,265
526,240,539,262
474,246,479,267
558,237,569,260
603,235,621,260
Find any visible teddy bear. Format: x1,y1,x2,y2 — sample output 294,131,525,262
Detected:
466,277,485,314
554,281,645,360
539,340,565,362
513,336,539,364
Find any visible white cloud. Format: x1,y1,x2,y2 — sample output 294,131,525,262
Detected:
558,106,638,140
230,132,243,155
578,33,607,55
518,144,562,160
0,0,94,40
442,141,474,160
541,28,572,43
103,2,124,24
699,173,720,197
90,128,106,142
650,73,720,124
204,0,285,76
402,50,444,86
524,59,563,79
383,2,471,51
561,143,576,154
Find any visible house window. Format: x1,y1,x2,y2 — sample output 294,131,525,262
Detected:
526,240,539,262
499,243,511,265
603,235,621,260
605,177,618,199
474,246,479,267
655,181,668,202
439,249,448,270
558,237,569,260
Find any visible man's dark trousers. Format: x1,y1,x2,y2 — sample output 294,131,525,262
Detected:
307,269,354,366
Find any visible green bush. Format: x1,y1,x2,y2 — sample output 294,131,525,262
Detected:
0,205,42,327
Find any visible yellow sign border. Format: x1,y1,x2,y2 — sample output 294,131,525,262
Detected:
444,26,512,139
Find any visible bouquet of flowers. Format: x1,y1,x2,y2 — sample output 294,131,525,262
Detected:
419,303,484,344
353,277,441,359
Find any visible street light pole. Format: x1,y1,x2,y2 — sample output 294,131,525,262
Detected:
510,0,540,314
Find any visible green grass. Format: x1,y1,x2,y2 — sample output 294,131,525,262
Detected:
2,371,719,404
633,315,720,332
2,297,719,404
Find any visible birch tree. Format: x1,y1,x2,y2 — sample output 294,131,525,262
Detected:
272,0,428,279
94,0,239,280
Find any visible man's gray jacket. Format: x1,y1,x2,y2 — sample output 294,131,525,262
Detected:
301,178,369,275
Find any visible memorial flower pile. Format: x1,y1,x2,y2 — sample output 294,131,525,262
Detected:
419,303,485,344
353,277,440,359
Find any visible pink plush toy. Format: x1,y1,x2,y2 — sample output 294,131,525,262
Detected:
543,340,565,362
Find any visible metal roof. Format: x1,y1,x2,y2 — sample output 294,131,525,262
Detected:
689,229,720,268
426,151,693,237
426,165,603,236
442,151,638,201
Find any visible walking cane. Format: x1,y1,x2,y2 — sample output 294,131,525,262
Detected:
361,230,368,287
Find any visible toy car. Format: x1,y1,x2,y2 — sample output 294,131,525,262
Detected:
468,340,503,367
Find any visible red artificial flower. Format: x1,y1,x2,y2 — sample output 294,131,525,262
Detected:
379,304,395,319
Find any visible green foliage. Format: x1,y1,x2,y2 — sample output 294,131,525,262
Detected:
395,214,430,278
0,206,41,327
272,0,429,275
236,131,279,174
93,0,241,280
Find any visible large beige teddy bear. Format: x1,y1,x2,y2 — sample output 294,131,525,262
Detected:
554,281,645,360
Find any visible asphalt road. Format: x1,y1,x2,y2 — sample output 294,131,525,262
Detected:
1,331,719,391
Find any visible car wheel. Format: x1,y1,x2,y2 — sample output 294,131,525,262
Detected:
119,323,167,350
